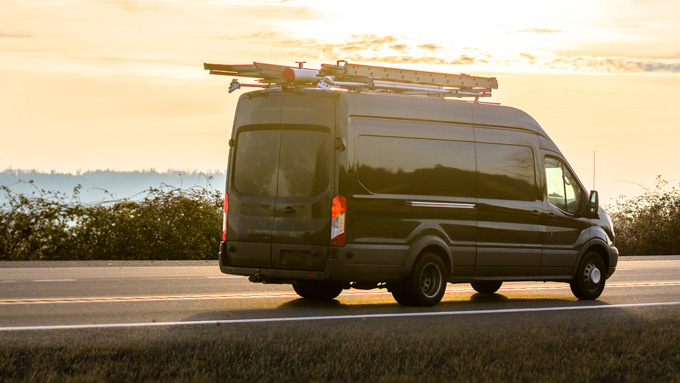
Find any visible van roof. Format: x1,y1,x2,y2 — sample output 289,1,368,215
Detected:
247,88,550,138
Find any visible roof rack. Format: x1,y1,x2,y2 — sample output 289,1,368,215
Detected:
203,60,498,100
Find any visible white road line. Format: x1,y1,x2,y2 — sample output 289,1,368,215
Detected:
1,301,679,332
32,279,77,283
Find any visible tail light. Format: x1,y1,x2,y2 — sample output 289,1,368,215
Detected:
330,195,346,247
222,192,229,241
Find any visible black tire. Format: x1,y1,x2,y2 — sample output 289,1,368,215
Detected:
570,252,606,300
389,283,418,306
471,281,503,294
391,252,448,306
292,280,344,300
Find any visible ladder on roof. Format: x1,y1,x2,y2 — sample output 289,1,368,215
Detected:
203,60,498,100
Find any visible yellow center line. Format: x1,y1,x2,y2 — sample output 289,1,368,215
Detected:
1,281,678,305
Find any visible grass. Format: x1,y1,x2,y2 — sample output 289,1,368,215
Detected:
1,313,679,382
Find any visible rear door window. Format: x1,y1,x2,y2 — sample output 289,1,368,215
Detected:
233,127,330,198
277,130,330,197
233,129,280,197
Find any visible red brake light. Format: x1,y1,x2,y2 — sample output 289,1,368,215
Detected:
330,195,346,247
223,192,229,241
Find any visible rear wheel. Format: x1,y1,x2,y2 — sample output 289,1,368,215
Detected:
471,281,503,294
391,252,448,306
570,252,606,300
292,280,344,300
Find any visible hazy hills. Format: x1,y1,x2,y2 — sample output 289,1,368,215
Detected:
0,169,226,204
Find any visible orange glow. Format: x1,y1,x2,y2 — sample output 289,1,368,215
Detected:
0,1,679,203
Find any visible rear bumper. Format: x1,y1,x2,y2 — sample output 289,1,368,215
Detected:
218,241,408,283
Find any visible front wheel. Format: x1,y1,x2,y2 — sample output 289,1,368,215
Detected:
391,252,448,306
570,252,606,300
293,280,344,300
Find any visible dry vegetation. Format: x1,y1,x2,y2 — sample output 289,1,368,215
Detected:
0,182,221,261
2,177,680,261
1,314,679,382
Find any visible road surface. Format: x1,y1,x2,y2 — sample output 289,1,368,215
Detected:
1,257,679,343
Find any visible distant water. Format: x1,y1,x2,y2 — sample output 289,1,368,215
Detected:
0,169,227,204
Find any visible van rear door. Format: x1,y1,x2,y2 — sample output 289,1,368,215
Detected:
227,127,280,268
225,93,335,271
270,127,332,271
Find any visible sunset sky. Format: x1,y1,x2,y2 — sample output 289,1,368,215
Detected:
1,0,679,202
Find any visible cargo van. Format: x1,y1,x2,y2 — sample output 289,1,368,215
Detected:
206,61,618,306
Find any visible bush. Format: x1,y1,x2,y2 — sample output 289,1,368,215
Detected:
0,180,222,261
3,176,679,260
607,177,680,256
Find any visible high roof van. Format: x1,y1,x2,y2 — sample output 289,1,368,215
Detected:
209,62,618,306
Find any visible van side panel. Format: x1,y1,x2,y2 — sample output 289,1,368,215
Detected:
474,128,544,277
346,117,477,277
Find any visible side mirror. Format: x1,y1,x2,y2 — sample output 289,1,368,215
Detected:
586,190,599,218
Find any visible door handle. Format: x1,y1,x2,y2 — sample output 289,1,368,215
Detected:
281,206,296,214
531,210,541,217
547,212,556,219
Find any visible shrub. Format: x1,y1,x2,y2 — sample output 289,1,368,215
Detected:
607,177,680,256
0,180,222,261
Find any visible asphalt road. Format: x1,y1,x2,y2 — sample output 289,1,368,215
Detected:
1,257,679,344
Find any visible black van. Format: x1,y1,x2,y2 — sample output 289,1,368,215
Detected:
212,64,618,306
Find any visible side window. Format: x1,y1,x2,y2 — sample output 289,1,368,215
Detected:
356,135,476,198
544,157,584,214
476,143,537,201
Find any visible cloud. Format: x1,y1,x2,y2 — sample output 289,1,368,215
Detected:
223,4,317,20
516,28,562,34
547,56,680,74
418,44,442,51
0,30,32,38
104,1,316,20
0,52,202,83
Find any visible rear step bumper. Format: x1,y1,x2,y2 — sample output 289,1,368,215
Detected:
219,241,407,283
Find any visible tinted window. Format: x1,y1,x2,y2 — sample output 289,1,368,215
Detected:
476,143,536,201
277,130,330,197
545,157,584,214
233,128,330,197
233,129,279,197
357,135,476,197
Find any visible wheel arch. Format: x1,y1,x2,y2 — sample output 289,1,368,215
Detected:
573,239,611,278
403,235,452,276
